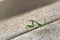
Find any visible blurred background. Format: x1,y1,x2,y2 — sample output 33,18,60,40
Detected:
0,0,59,19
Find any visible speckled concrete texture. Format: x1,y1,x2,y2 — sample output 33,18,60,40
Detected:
0,1,60,40
11,19,60,40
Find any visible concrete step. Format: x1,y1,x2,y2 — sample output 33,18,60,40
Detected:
0,1,60,40
11,19,60,40
0,0,59,19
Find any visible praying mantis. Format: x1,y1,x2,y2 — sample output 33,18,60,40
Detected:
26,19,46,28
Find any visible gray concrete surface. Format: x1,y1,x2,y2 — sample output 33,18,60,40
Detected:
11,19,60,40
0,1,60,40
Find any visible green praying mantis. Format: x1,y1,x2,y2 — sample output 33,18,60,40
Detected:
26,19,46,28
